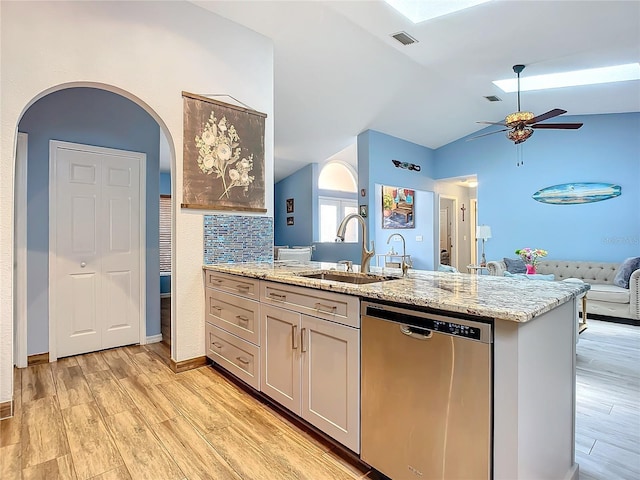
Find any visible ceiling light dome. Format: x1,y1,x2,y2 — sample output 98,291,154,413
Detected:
505,111,534,127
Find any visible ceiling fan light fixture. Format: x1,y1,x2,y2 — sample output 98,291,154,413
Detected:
507,127,533,144
505,111,534,127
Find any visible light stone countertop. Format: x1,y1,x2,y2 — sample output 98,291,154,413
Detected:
203,261,590,323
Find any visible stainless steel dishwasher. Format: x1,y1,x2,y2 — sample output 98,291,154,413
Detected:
361,301,493,480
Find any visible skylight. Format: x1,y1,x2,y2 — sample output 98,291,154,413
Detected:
384,0,492,23
493,63,640,92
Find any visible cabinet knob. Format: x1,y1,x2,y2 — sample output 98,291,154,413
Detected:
80,262,87,268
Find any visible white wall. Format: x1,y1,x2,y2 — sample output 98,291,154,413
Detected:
0,1,274,404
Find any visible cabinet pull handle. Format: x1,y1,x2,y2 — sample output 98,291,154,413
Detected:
315,302,337,313
212,341,223,349
236,356,250,366
292,325,298,349
236,315,249,323
212,278,223,284
236,284,250,291
301,328,307,353
211,305,222,311
269,293,287,301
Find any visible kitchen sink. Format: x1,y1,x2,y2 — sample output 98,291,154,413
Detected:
296,270,401,285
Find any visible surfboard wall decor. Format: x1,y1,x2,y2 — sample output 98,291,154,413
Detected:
532,182,621,205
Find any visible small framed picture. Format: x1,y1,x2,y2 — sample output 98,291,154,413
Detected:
359,205,368,218
286,216,294,226
286,198,294,213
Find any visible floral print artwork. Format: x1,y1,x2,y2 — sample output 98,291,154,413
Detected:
182,93,266,211
195,112,255,199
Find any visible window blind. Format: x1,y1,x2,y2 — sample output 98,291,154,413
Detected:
159,195,171,274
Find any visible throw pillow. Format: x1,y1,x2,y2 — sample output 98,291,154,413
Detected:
503,257,527,274
438,264,459,273
613,256,640,289
504,272,555,281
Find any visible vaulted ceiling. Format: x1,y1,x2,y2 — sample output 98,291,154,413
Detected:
194,1,640,181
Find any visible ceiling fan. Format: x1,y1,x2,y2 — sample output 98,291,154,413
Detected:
471,64,583,144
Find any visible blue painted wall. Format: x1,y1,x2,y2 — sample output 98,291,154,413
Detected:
358,130,437,270
19,87,161,355
274,164,316,250
160,171,171,195
435,112,640,263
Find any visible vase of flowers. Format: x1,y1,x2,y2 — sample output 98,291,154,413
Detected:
515,247,548,274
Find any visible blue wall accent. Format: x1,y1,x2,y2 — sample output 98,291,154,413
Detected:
359,130,437,270
160,171,172,195
204,215,273,264
274,164,315,249
435,112,640,263
19,87,161,355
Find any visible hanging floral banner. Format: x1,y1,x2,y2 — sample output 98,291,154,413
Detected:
182,92,267,212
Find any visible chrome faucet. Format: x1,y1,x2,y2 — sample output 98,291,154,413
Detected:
336,213,375,273
387,233,409,276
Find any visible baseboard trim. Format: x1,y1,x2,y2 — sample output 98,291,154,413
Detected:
170,355,207,373
0,399,14,419
27,352,49,366
588,314,639,327
146,334,163,344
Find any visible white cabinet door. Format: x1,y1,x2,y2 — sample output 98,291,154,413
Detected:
260,304,301,415
301,315,360,453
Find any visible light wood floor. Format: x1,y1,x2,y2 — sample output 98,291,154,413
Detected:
575,319,640,480
0,343,372,480
1,319,638,480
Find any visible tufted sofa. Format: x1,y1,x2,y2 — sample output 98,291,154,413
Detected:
487,260,640,321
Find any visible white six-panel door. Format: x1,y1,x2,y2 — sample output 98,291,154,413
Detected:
50,140,145,359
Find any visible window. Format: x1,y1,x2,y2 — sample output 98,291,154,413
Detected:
159,195,171,274
318,161,357,192
317,160,358,243
319,197,358,242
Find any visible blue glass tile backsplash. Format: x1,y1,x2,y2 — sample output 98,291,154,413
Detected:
204,214,273,264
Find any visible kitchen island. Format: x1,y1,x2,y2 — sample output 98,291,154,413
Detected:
203,261,589,480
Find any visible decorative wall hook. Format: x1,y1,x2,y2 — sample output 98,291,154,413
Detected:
392,159,421,172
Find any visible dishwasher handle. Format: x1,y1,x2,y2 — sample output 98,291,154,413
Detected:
400,325,433,340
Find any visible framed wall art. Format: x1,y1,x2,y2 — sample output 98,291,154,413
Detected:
382,185,415,229
181,91,267,212
286,198,294,213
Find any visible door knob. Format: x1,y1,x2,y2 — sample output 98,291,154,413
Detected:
80,262,87,268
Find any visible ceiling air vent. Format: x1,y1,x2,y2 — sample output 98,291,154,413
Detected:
484,95,502,102
391,31,418,46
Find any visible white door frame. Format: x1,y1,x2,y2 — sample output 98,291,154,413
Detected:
14,133,28,368
439,195,458,268
48,140,146,362
470,198,478,265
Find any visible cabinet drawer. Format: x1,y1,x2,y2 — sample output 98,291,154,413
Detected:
204,270,259,299
206,288,260,345
261,281,359,328
205,323,260,390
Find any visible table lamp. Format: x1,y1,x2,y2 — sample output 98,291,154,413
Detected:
476,225,492,266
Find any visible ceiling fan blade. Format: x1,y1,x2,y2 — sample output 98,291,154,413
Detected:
467,128,510,141
526,108,567,124
476,120,507,126
531,123,583,129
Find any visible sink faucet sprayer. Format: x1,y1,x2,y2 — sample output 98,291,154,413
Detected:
387,233,409,276
336,213,375,273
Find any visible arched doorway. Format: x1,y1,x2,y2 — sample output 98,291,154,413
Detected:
14,84,175,365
